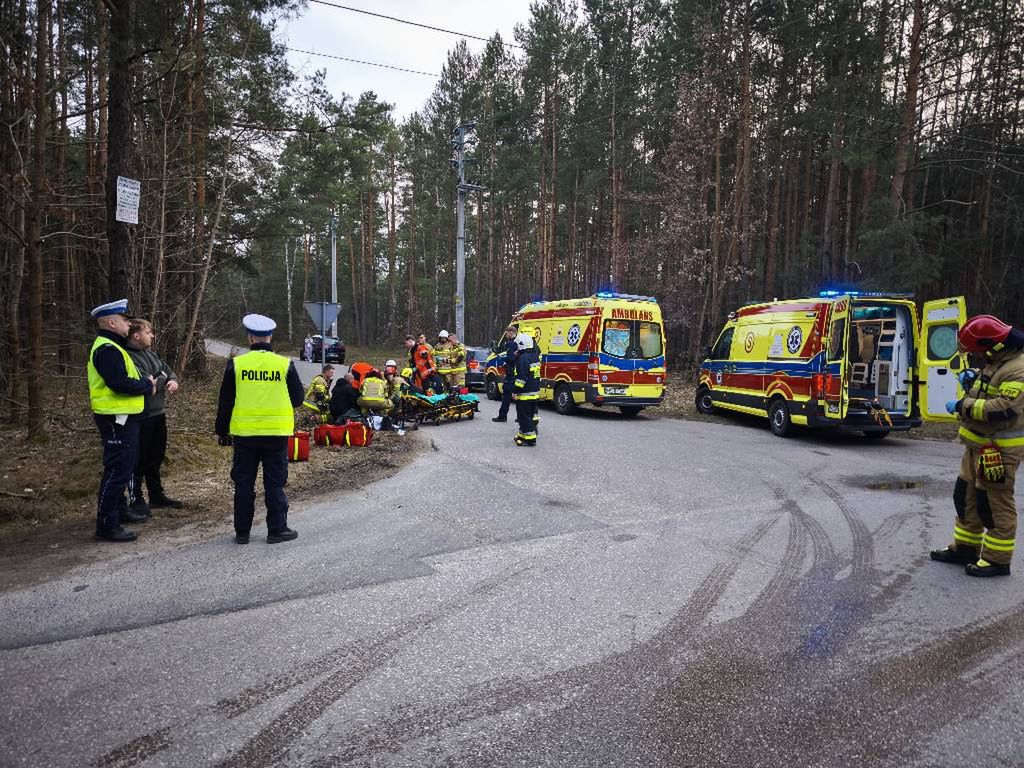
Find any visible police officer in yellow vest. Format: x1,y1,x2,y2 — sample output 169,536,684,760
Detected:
215,314,305,544
88,300,158,542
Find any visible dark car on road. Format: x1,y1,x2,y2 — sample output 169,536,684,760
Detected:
301,334,346,364
464,346,490,391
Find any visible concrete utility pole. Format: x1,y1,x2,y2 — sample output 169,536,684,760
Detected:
451,122,484,342
330,214,338,338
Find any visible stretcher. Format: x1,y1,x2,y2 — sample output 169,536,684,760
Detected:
396,391,479,427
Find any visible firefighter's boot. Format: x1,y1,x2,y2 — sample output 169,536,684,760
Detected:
965,559,1011,577
930,545,978,565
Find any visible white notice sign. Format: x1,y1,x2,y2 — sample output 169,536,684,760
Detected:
116,176,141,224
769,335,784,357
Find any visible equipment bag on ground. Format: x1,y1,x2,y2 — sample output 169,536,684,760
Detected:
288,431,311,462
344,422,373,447
314,423,349,446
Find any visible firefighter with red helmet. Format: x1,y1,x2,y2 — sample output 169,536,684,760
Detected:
931,315,1024,577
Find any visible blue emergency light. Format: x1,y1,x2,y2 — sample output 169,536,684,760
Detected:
818,290,914,299
594,292,658,302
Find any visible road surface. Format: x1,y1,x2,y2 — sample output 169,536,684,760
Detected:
1,395,1022,767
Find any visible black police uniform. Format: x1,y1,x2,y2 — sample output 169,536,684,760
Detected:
214,343,304,539
92,330,153,536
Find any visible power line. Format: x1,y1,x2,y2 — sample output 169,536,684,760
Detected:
306,0,523,50
285,46,439,77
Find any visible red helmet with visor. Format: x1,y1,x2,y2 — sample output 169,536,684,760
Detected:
958,315,1012,355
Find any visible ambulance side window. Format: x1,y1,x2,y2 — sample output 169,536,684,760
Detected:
828,319,845,361
711,327,735,360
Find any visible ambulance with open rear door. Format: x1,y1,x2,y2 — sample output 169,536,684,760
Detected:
697,292,967,437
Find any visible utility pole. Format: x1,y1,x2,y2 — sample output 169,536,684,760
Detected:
451,122,484,342
330,214,338,338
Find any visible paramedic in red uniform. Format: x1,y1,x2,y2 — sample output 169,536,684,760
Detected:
930,315,1024,577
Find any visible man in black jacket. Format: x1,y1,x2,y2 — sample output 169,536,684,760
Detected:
492,325,519,423
88,300,157,542
329,372,361,423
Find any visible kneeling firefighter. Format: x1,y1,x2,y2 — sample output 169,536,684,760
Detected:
931,315,1024,577
512,329,541,447
358,368,391,413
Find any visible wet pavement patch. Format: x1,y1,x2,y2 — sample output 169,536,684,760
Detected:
610,533,639,543
865,480,925,491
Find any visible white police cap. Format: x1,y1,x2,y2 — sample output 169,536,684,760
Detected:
91,299,129,318
438,330,449,338
242,313,277,335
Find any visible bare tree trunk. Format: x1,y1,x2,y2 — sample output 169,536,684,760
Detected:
890,0,923,218
26,0,50,436
104,0,135,300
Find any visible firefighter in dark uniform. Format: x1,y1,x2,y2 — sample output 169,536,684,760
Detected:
492,325,519,423
931,315,1024,577
512,330,541,446
89,300,157,542
215,314,305,544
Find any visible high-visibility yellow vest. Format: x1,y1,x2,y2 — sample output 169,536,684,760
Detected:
434,343,452,374
87,337,145,415
358,376,390,409
228,351,294,436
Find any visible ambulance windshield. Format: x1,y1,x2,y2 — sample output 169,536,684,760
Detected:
602,320,663,359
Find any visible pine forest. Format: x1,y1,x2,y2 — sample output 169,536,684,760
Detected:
3,0,1024,436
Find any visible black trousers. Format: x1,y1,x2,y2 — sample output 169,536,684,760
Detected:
231,437,289,535
130,413,168,504
94,414,140,532
516,400,538,436
498,375,515,418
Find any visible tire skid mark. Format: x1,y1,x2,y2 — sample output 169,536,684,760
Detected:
308,518,781,766
871,509,920,540
742,506,807,624
92,727,171,768
808,475,874,574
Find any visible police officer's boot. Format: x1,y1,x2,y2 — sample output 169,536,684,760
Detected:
930,545,978,565
95,526,138,543
965,559,1012,577
120,507,149,524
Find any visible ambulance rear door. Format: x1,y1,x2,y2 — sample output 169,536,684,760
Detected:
823,296,851,422
916,296,967,422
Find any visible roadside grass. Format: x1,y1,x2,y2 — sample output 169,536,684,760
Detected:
0,352,423,589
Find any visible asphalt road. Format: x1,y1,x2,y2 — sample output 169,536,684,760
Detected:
1,391,1022,767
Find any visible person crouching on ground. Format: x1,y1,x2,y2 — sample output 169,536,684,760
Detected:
330,371,361,424
125,318,182,517
300,364,334,428
215,314,305,545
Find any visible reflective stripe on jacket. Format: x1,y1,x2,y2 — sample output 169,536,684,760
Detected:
958,348,1024,458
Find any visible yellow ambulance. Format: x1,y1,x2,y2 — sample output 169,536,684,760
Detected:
485,292,668,416
697,291,967,437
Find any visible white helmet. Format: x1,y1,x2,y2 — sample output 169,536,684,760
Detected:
438,330,449,339
385,359,397,368
515,333,534,350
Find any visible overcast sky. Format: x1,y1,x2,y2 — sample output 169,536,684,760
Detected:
281,1,536,119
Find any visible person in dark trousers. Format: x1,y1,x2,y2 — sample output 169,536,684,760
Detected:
125,318,181,517
88,300,157,542
492,324,519,422
512,330,541,446
329,371,361,423
215,314,305,544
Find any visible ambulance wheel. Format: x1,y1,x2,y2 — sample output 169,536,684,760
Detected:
555,384,578,415
619,405,643,418
696,386,715,415
863,430,889,440
768,399,793,437
486,375,501,401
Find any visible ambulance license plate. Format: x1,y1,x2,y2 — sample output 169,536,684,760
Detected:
605,386,627,395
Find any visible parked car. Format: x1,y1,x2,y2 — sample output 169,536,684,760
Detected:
464,346,490,391
301,334,346,364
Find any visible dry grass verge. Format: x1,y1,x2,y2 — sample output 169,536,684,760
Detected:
0,355,423,591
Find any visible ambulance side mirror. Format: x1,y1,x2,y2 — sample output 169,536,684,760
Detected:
701,345,712,360
949,356,962,371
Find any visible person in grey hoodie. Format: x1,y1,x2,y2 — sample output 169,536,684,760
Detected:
126,318,182,514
